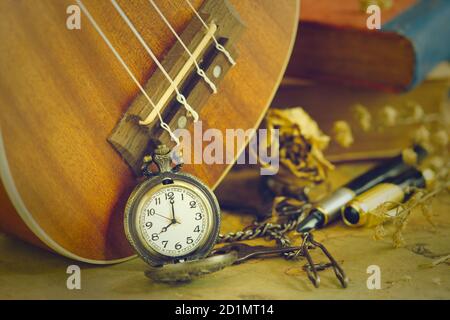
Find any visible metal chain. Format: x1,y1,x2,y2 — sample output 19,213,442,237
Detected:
217,203,313,258
216,203,348,288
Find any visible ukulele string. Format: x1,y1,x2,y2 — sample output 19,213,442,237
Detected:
184,0,236,66
110,0,199,123
76,0,180,145
148,0,217,94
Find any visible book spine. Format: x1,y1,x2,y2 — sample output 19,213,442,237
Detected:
382,0,450,90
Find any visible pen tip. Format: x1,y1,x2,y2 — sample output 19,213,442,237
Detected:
296,210,325,233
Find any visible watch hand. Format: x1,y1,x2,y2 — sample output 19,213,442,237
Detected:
159,221,174,234
150,211,172,222
170,199,176,222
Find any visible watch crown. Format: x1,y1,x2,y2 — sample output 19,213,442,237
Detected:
152,144,172,174
154,144,170,156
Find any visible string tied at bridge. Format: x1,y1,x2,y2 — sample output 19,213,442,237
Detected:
184,0,236,66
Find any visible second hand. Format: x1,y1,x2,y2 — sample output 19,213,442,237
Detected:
153,212,172,222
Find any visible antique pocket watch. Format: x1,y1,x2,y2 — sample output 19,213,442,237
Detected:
124,145,221,267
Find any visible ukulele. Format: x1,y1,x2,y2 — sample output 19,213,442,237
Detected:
0,0,299,263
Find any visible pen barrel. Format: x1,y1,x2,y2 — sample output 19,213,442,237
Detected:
296,145,428,232
342,168,434,227
309,188,355,226
344,145,427,195
342,183,405,227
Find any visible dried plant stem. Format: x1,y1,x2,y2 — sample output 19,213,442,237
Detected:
394,181,450,220
420,254,450,269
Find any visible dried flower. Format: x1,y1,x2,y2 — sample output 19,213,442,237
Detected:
433,130,449,149
380,105,398,126
429,156,445,171
353,104,372,132
368,164,449,248
408,190,425,205
414,125,430,145
265,107,334,184
373,224,386,240
405,101,425,122
333,120,354,148
393,230,406,248
393,215,407,230
370,204,388,217
402,148,418,166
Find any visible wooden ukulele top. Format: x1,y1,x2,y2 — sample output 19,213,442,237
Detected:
0,0,299,263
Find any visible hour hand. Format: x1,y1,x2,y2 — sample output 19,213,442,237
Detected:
159,221,174,234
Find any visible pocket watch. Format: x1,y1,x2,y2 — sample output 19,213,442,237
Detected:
124,145,221,267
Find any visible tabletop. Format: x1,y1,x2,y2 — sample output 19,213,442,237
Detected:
0,162,448,300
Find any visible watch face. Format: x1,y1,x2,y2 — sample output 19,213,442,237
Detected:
135,183,212,258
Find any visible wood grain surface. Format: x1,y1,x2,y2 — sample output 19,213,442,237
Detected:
1,162,448,299
0,0,299,263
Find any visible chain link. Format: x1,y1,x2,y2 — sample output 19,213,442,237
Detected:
217,203,313,258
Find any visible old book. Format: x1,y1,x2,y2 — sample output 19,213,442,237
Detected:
286,0,450,92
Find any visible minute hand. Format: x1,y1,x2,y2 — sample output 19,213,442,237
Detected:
170,199,176,222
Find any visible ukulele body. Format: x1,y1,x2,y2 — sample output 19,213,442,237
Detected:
0,0,299,263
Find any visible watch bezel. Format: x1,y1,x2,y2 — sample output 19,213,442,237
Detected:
124,171,221,267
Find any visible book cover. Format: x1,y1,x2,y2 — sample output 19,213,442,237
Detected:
286,0,450,92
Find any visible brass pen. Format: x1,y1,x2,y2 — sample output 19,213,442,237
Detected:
296,145,428,233
342,167,434,227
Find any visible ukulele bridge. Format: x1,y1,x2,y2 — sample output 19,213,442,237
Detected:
108,0,245,175
139,22,218,126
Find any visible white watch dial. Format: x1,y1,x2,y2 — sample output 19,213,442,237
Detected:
137,185,210,257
